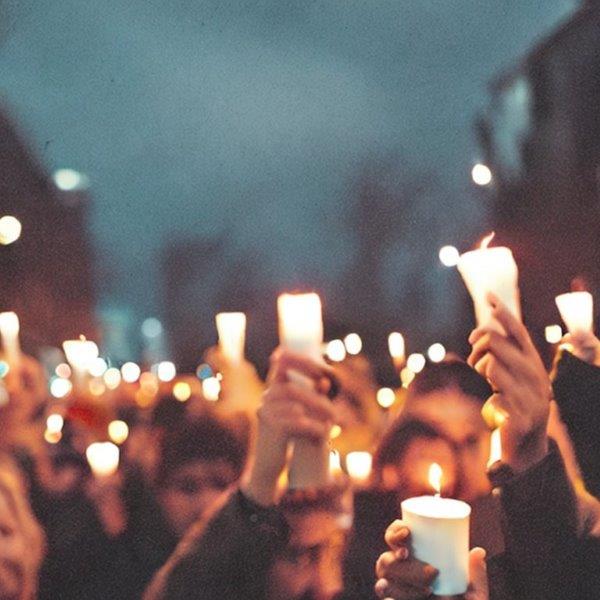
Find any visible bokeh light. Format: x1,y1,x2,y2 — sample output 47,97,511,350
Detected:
427,343,446,363
103,367,121,390
0,216,22,245
156,361,176,382
325,339,346,362
545,324,563,344
406,353,426,373
376,387,396,408
108,420,129,445
53,168,89,191
173,381,192,402
202,376,221,401
121,362,141,383
50,377,72,398
471,163,492,186
343,333,362,355
438,245,460,267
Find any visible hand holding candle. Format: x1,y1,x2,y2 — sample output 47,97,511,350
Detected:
393,463,471,595
468,295,550,474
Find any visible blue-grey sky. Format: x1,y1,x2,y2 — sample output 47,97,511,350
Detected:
0,0,576,330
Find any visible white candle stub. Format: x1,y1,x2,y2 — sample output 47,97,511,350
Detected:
401,463,471,596
0,312,21,366
215,312,247,364
488,428,502,468
457,233,520,332
86,442,120,478
63,336,99,388
555,291,594,335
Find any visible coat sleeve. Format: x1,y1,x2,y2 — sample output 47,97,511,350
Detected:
144,488,289,600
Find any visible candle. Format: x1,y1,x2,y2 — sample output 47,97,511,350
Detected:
346,451,372,484
215,312,247,364
487,428,502,468
86,442,120,478
457,232,521,333
401,463,471,596
388,332,405,368
329,450,343,477
277,292,328,489
343,333,362,355
63,336,99,390
0,312,21,367
555,291,594,335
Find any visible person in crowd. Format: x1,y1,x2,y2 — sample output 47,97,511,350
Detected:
374,294,600,599
144,348,349,600
0,454,45,600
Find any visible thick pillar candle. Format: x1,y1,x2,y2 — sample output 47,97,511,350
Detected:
0,312,21,367
555,291,594,335
215,312,247,364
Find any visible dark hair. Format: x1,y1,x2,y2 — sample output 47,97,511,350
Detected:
374,419,442,471
157,416,247,486
407,359,492,404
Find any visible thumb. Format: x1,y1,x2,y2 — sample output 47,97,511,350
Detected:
466,547,488,600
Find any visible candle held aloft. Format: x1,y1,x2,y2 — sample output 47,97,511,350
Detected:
401,463,471,596
457,233,521,332
215,312,247,364
0,312,21,366
86,442,120,478
277,292,328,489
63,336,99,390
346,451,372,484
555,291,594,335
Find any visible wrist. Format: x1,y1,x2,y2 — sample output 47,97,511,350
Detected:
505,433,549,474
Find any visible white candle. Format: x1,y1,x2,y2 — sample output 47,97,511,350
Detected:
457,233,520,333
329,450,343,477
487,428,502,468
401,463,471,596
86,442,120,478
555,291,594,335
215,312,247,364
346,451,372,484
63,336,99,390
277,292,328,489
0,312,21,367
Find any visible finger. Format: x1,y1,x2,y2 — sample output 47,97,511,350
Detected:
284,382,336,421
280,415,331,440
384,520,411,550
466,547,488,600
269,348,333,383
377,553,437,587
375,578,432,600
469,331,523,373
487,293,529,349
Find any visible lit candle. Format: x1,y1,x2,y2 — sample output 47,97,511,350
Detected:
215,312,247,364
277,292,328,489
63,336,99,391
346,451,372,484
86,442,120,478
388,332,405,369
329,450,343,477
0,312,21,367
555,291,594,335
457,232,520,333
401,463,471,596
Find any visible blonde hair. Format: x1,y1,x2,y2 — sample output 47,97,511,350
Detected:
0,455,45,600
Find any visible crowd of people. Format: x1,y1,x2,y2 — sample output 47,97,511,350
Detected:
0,291,599,599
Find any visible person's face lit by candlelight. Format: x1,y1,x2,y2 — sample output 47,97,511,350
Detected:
267,508,345,600
376,361,492,503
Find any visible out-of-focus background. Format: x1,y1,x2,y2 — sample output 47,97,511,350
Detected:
1,0,597,378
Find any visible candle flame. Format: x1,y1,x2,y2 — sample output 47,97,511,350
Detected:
479,231,495,250
429,463,443,496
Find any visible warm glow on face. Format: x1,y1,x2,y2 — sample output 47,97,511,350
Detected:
108,420,129,445
438,245,460,267
173,381,192,402
343,333,362,355
545,325,563,344
0,216,22,245
326,339,346,362
429,463,443,495
377,387,396,408
479,231,495,250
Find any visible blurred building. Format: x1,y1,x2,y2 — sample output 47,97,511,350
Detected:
478,1,600,335
0,105,96,352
